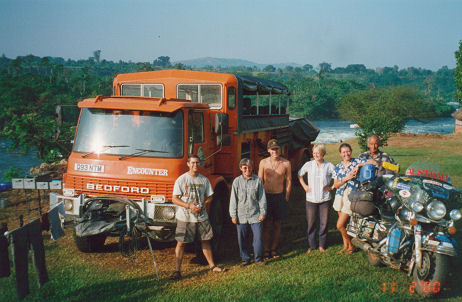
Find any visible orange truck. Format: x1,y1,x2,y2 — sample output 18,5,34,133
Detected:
54,69,318,252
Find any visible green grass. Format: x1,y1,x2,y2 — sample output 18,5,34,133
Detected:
3,223,461,302
2,134,462,301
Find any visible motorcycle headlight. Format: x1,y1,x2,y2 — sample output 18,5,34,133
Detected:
426,200,446,220
450,209,461,221
411,201,424,213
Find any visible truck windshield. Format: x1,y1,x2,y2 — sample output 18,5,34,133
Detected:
73,108,183,158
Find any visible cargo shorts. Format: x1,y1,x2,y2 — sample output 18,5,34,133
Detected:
175,219,213,243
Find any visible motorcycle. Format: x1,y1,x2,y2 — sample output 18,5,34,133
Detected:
346,161,461,298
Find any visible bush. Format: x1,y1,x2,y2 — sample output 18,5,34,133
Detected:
338,86,433,150
2,166,24,182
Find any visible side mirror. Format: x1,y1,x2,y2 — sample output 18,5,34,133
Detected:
215,113,229,134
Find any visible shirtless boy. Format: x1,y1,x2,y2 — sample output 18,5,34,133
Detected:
258,139,292,258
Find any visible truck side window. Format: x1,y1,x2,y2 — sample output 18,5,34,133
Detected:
178,84,222,108
121,84,164,97
143,84,163,97
188,111,204,143
121,84,142,96
228,86,236,109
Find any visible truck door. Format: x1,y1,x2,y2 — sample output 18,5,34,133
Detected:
187,110,212,174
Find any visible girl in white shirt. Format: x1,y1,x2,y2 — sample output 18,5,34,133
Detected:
298,143,334,254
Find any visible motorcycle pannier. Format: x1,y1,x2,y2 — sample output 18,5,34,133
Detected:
349,190,376,216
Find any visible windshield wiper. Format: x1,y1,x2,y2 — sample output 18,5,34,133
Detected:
118,148,168,160
81,145,130,158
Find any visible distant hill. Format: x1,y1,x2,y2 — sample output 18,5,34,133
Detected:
174,57,299,69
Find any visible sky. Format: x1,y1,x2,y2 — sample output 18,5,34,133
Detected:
1,0,461,71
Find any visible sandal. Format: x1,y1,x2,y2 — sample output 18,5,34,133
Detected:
210,265,227,273
169,271,182,280
270,250,281,259
264,250,271,259
345,248,356,255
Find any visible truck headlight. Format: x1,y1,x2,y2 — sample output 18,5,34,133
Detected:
161,206,175,220
426,200,446,220
64,199,74,211
450,209,461,221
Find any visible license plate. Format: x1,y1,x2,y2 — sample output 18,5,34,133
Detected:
74,163,105,173
427,240,439,246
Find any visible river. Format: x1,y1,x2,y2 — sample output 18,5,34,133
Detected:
313,117,455,143
0,117,456,182
0,140,41,182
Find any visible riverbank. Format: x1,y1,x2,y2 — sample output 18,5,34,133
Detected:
313,117,455,143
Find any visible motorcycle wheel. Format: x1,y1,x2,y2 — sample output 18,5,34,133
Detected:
367,251,383,267
412,251,448,298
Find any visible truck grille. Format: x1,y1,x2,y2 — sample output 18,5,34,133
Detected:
65,175,174,200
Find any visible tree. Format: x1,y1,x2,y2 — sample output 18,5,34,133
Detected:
136,62,153,72
338,86,434,150
174,63,186,70
93,50,101,64
2,113,59,161
318,62,332,73
284,65,294,72
455,40,462,104
263,65,275,72
153,56,171,68
302,64,313,72
345,64,366,74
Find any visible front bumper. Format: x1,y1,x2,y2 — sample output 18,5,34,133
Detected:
50,192,179,227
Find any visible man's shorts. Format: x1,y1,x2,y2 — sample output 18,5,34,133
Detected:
266,192,289,221
175,219,213,243
333,187,352,215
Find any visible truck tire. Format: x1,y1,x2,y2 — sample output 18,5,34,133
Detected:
209,184,229,259
73,229,107,253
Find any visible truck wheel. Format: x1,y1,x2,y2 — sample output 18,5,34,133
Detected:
73,229,107,253
209,185,229,259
